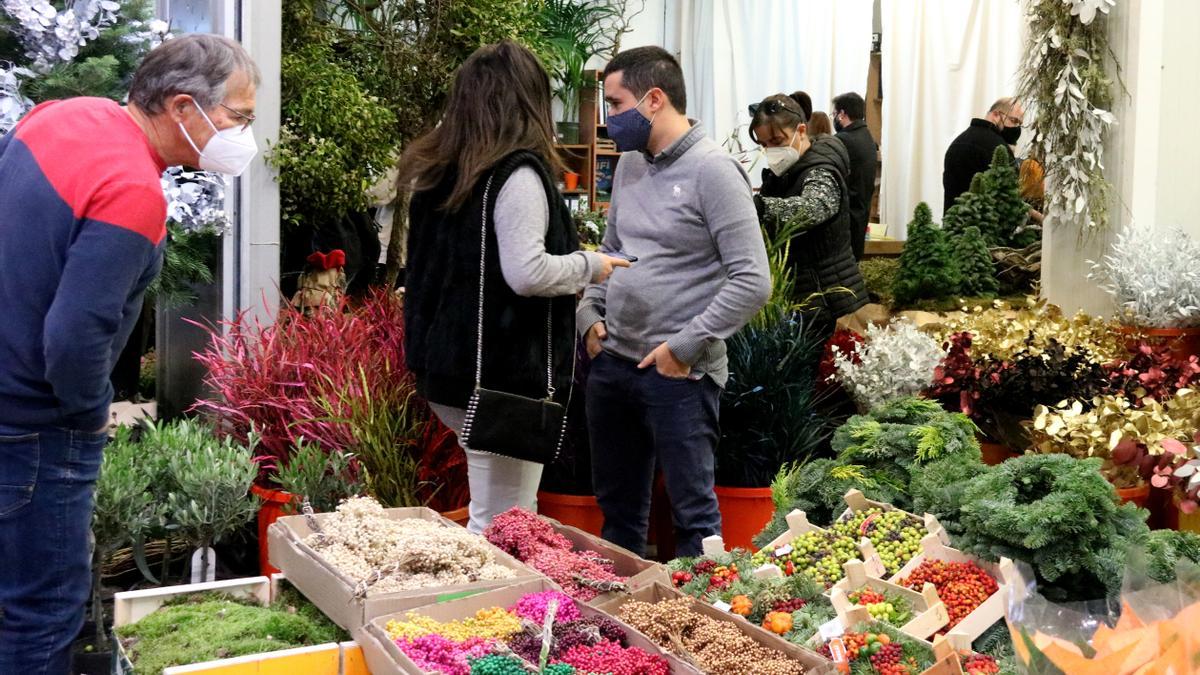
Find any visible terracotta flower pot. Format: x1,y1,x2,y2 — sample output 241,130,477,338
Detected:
979,440,1019,466
563,171,580,192
251,484,296,576
714,485,775,551
1166,494,1200,533
1115,483,1151,509
1118,325,1200,362
440,506,469,527
537,491,604,537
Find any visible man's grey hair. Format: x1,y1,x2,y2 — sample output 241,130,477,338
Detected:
129,34,260,115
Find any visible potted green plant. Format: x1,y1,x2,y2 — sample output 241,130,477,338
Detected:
148,420,259,582
1026,392,1200,507
716,308,833,548
1090,222,1200,360
538,0,621,143
84,426,164,672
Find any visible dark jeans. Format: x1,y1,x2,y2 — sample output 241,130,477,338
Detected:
0,424,106,675
586,352,721,557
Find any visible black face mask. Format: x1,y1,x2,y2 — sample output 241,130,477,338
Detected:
1001,125,1022,144
833,115,845,132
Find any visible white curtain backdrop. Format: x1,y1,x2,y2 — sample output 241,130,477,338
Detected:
679,0,874,181
879,0,1024,238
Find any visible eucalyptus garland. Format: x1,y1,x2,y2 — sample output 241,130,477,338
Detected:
1017,0,1117,233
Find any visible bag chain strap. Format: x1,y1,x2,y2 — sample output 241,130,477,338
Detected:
475,173,554,400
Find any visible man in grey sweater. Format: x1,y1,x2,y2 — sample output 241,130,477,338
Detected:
578,47,771,557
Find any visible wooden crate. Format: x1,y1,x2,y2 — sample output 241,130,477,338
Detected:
890,534,1017,644
828,560,950,641
837,490,950,546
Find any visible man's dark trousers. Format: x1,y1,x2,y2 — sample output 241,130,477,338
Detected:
587,351,721,557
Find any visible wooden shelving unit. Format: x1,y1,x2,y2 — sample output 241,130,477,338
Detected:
555,70,616,213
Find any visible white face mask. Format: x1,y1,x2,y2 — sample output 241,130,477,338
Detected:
179,102,258,176
763,128,801,176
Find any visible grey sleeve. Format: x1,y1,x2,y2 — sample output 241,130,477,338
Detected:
495,165,601,298
576,163,624,336
666,157,771,365
758,168,842,235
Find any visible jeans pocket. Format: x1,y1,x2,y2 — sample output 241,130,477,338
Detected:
0,432,40,518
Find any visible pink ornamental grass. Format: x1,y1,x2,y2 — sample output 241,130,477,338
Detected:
191,289,413,483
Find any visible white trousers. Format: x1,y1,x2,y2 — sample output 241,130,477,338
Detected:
429,403,543,534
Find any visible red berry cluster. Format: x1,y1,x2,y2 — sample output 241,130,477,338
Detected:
962,653,1000,674
869,642,911,675
485,508,628,601
848,589,886,606
705,563,739,591
770,597,808,613
897,559,998,629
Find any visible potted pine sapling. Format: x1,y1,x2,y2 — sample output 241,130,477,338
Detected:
84,427,164,670
1090,221,1200,361
162,421,259,582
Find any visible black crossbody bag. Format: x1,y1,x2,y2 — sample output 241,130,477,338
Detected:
460,174,571,464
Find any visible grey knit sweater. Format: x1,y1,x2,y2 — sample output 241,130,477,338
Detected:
576,122,771,386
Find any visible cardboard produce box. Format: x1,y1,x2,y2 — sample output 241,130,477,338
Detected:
355,578,705,675
268,505,543,633
595,582,836,675
539,514,671,602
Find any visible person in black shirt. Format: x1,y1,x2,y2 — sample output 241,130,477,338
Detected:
942,97,1024,213
832,92,877,260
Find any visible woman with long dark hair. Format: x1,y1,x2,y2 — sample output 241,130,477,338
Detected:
399,40,629,532
750,92,866,338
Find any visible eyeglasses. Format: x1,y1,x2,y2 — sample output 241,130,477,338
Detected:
219,103,256,132
747,99,803,118
1000,112,1023,126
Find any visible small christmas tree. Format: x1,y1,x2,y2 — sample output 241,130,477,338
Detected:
944,174,1002,246
893,202,961,306
951,225,999,297
979,145,1036,247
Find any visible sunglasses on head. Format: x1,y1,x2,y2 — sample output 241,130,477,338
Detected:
748,99,803,118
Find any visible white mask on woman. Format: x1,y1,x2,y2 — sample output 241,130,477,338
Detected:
763,128,801,176
179,102,258,176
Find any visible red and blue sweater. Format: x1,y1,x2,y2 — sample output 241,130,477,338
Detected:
0,97,167,431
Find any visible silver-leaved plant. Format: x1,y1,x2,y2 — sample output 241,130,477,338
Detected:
1089,221,1200,328
832,318,947,412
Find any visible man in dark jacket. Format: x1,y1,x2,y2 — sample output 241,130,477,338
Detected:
942,97,1023,213
832,92,877,260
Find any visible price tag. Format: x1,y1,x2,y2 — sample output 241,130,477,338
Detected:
775,544,793,557
819,617,845,642
713,600,732,612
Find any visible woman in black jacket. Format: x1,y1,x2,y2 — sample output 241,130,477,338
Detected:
398,41,629,532
749,93,867,339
